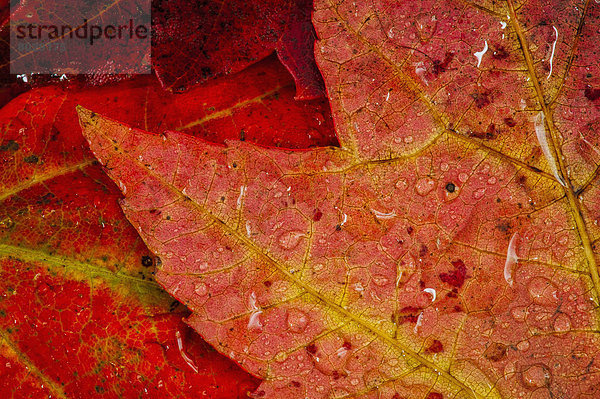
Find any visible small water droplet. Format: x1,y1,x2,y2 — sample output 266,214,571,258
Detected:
517,340,530,351
313,263,324,272
487,176,497,185
277,230,305,250
440,162,449,171
372,275,389,286
274,352,288,362
542,232,553,245
286,309,309,333
511,306,528,321
527,277,559,305
553,313,571,332
404,135,414,143
395,179,408,189
350,378,360,386
194,282,208,296
473,188,486,199
195,261,209,271
521,364,551,388
415,177,435,196
458,172,469,183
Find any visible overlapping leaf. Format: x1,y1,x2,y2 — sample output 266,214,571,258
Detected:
0,56,336,397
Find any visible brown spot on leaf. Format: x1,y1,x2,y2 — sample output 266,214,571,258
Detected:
504,117,517,127
432,52,454,75
484,342,507,361
472,89,492,108
425,339,444,354
585,85,600,101
396,306,423,324
0,140,19,152
497,221,512,233
492,45,510,60
426,393,443,399
439,260,467,288
24,155,40,164
313,209,323,222
470,123,497,139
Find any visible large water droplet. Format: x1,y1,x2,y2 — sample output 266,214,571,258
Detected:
414,13,438,42
521,364,551,388
194,282,208,296
415,178,435,196
527,277,559,305
286,309,309,333
553,313,571,332
503,361,516,380
277,230,305,250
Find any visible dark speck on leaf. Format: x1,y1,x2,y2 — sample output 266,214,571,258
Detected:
24,155,39,164
445,182,456,193
504,117,517,127
141,256,153,267
0,140,19,152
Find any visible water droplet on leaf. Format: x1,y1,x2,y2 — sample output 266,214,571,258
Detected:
521,364,551,388
194,282,208,296
552,313,571,332
286,309,309,333
372,275,389,286
527,277,559,305
415,177,435,196
277,230,305,250
473,188,486,199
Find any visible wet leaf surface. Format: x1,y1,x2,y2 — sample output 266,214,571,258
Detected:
0,54,335,396
81,0,600,398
